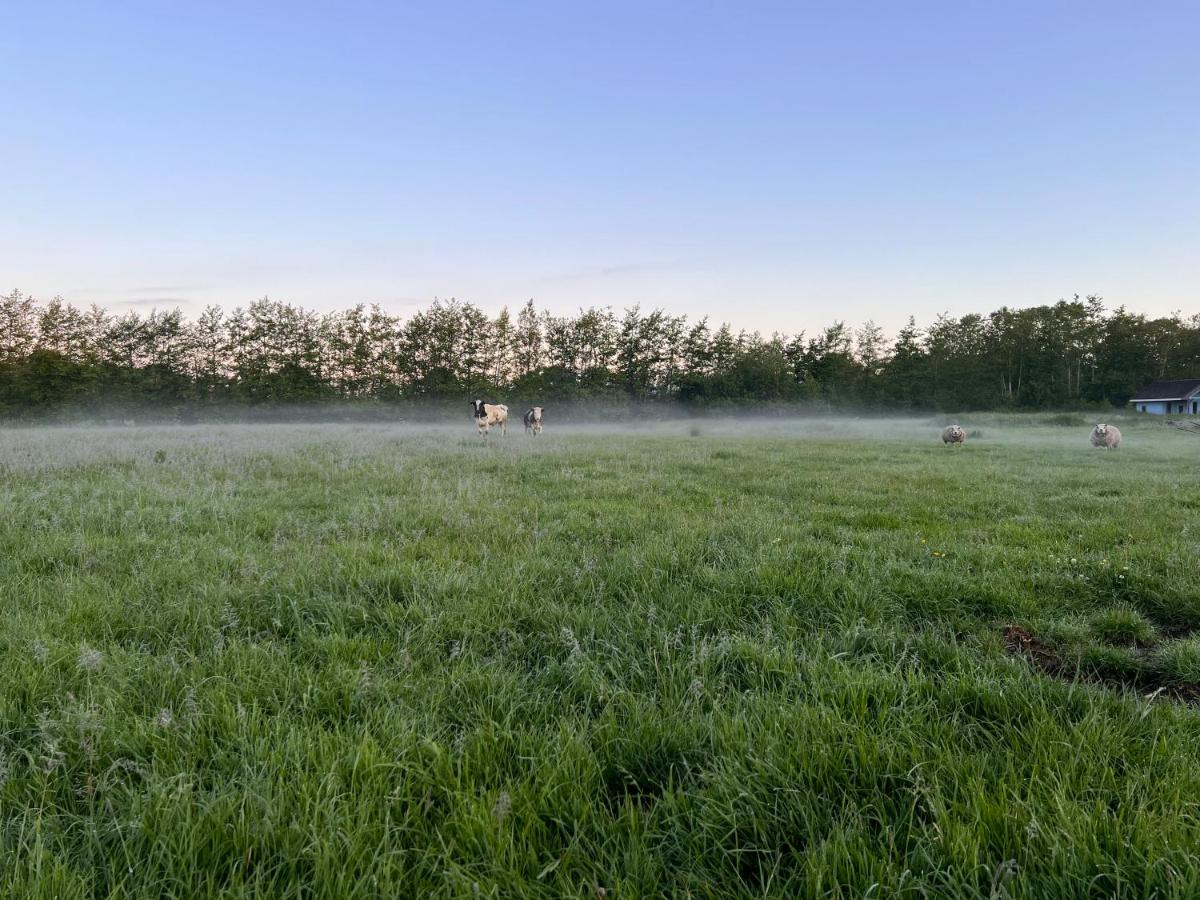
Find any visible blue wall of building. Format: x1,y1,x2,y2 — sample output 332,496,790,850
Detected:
1134,399,1199,415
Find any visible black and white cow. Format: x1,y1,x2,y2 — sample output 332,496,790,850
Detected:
523,406,544,435
472,399,508,435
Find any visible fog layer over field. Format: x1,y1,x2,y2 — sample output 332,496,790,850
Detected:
0,412,1177,474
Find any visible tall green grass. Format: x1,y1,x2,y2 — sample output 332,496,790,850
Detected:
0,417,1198,897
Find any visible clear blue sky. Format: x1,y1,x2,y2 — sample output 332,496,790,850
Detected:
2,0,1197,334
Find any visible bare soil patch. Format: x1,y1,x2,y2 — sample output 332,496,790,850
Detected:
1002,624,1200,707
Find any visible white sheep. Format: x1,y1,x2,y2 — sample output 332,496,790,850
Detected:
1091,423,1122,450
941,425,966,446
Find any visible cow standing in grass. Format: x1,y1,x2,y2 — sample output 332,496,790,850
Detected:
472,400,508,436
523,406,544,435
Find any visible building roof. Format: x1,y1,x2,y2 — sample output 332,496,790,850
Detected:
1130,379,1200,401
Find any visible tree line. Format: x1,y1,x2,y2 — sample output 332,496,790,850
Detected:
1,290,1197,419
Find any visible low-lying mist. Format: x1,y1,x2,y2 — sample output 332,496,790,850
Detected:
0,410,1180,474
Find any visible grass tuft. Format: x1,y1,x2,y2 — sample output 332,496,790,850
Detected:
1088,605,1159,646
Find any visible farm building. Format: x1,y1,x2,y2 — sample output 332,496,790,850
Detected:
1129,379,1200,415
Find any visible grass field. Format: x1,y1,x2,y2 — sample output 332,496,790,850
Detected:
1,414,1199,897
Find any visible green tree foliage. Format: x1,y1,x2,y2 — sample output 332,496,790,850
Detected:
0,290,1196,418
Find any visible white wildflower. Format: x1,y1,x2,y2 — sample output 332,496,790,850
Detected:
37,711,64,773
560,627,582,659
492,790,512,823
77,645,104,672
182,688,199,722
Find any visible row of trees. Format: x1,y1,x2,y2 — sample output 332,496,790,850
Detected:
1,290,1198,418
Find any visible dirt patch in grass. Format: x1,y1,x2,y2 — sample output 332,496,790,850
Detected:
1003,625,1068,675
1002,625,1200,707
1158,622,1200,641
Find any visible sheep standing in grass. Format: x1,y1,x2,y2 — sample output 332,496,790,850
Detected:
1091,423,1122,450
941,425,966,446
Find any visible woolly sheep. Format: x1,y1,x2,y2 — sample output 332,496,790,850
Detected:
941,425,966,446
1091,423,1122,449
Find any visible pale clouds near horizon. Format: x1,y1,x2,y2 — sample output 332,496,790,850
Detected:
16,252,1195,338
